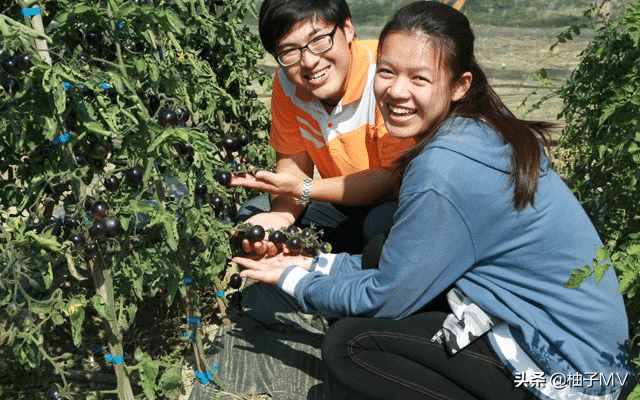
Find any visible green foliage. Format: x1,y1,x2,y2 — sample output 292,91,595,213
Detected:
1,0,273,398
557,0,640,372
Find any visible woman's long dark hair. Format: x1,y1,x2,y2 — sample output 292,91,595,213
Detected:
381,1,554,210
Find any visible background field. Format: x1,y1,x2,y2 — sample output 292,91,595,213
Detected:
250,0,619,126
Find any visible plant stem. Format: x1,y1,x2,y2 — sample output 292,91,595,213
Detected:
89,254,135,400
18,1,52,64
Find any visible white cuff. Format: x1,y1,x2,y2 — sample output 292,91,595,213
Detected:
312,253,337,275
280,266,309,297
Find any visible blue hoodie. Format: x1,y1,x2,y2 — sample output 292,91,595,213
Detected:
277,117,631,397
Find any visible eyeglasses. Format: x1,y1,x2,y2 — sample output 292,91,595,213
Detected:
275,25,339,67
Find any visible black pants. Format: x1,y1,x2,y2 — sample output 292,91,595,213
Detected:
322,312,534,400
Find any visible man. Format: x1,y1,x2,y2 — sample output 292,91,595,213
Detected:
232,0,414,256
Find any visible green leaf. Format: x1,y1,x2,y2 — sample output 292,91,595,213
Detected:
65,253,87,281
594,262,610,284
595,247,610,263
628,245,640,256
159,366,183,397
91,295,112,322
137,352,159,400
164,10,186,34
84,122,112,137
565,266,593,289
43,261,53,289
619,268,639,295
25,231,61,252
66,296,86,347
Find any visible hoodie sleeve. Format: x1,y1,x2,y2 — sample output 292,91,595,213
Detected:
277,188,477,318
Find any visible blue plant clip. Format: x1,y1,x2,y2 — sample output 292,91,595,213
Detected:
194,369,213,385
194,362,220,385
53,132,72,145
63,81,73,91
182,331,196,341
21,6,41,17
116,20,126,30
215,290,225,298
104,354,124,365
99,82,112,90
183,276,194,286
187,316,201,326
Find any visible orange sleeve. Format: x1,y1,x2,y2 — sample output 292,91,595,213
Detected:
374,106,417,168
269,73,306,155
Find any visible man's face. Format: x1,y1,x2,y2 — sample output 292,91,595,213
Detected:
275,17,355,107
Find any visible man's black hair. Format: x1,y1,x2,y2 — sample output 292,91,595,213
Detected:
259,0,352,55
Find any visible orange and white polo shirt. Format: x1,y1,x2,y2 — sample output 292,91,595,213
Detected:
269,39,416,179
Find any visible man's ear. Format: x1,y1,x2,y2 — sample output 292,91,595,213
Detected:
342,18,355,43
451,71,472,102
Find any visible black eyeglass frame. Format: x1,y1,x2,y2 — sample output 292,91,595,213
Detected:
275,25,339,67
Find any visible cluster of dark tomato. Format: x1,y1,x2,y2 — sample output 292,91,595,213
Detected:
1,51,31,96
224,224,332,307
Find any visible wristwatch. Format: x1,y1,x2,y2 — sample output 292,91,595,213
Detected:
295,177,313,206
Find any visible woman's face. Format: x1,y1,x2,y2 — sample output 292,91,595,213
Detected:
374,31,470,139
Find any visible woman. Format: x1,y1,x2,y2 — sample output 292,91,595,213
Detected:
233,2,634,399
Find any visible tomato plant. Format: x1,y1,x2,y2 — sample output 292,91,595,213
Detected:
0,0,274,398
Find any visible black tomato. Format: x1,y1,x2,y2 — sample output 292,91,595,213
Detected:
89,220,106,239
222,136,241,153
147,94,160,115
176,108,190,123
301,228,314,238
320,242,333,253
287,237,302,251
15,54,31,72
210,194,224,212
104,176,120,192
126,166,144,187
91,201,108,219
195,183,208,198
286,225,300,235
226,291,242,307
85,243,99,258
47,387,62,400
245,225,265,242
133,41,146,53
158,108,177,127
103,217,122,238
70,234,84,247
220,204,237,222
173,142,192,156
238,133,250,147
2,78,19,96
229,273,242,289
85,31,101,46
1,56,19,74
268,230,286,245
215,170,232,188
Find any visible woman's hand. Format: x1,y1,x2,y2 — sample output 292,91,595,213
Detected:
233,253,314,285
231,171,305,198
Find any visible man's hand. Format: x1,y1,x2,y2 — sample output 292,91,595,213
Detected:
242,212,294,257
233,253,314,285
231,171,304,198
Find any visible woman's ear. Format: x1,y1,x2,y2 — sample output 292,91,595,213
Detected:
452,71,472,102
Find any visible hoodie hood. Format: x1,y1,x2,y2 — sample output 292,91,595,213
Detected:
426,117,550,176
